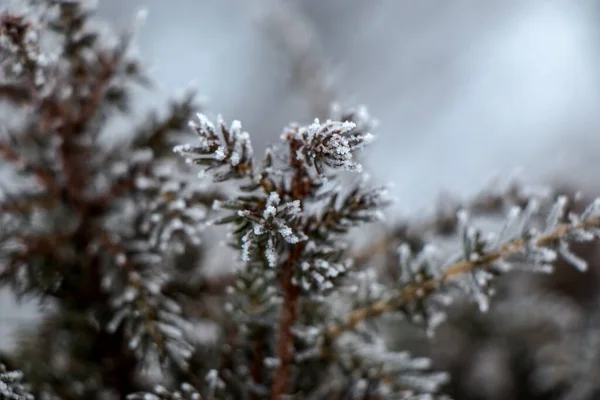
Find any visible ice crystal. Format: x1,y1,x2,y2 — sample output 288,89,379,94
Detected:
215,190,306,268
173,113,254,182
281,118,374,175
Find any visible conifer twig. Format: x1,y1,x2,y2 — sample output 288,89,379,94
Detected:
326,214,600,340
350,182,535,269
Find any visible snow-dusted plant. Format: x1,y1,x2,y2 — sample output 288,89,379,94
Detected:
172,111,400,398
3,1,600,400
167,107,600,399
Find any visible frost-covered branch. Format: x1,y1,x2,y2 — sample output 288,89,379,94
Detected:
173,112,380,399
4,1,600,399
173,114,254,182
100,231,195,371
326,197,600,340
350,178,546,270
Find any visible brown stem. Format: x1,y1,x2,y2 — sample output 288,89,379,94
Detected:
270,137,311,398
250,331,265,400
271,242,303,399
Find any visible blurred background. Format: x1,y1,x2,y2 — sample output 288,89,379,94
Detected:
2,1,600,395
97,0,600,209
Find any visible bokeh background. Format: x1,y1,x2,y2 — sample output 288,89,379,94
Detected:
100,0,600,209
2,0,600,387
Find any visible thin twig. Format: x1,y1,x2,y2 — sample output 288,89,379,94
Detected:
350,182,540,268
326,214,600,340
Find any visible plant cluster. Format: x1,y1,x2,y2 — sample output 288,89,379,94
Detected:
1,2,600,400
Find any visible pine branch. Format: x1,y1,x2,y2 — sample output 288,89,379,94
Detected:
326,209,600,341
350,179,541,269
